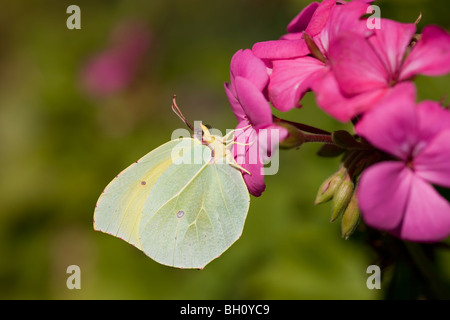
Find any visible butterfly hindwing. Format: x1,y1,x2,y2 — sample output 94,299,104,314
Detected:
139,139,250,269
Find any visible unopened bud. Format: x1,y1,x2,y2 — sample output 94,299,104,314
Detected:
314,167,345,205
317,143,345,158
332,130,360,150
277,122,305,149
331,178,354,222
341,193,360,239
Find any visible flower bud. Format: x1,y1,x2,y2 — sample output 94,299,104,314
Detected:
317,143,345,158
276,121,305,149
341,193,360,240
330,177,354,222
314,167,345,205
332,130,360,150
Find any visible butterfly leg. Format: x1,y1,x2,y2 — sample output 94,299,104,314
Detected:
224,150,252,175
222,124,252,144
229,161,251,175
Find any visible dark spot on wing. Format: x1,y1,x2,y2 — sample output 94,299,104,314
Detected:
176,210,185,218
141,181,146,186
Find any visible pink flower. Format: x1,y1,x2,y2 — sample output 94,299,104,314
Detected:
355,83,450,242
224,49,288,196
81,21,151,97
313,21,450,121
252,0,371,112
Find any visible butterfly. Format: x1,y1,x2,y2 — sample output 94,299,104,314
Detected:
94,96,250,269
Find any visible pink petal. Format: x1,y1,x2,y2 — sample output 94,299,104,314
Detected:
311,70,387,122
257,124,289,161
355,82,418,160
233,120,252,155
392,174,450,242
242,161,265,197
304,0,335,37
268,56,325,111
358,161,413,231
230,49,269,92
328,31,388,97
319,0,372,52
416,100,450,143
252,39,310,60
224,82,245,123
330,0,372,31
368,19,416,77
287,2,319,33
400,25,450,80
415,130,450,188
234,76,273,128
280,32,303,41
233,123,265,197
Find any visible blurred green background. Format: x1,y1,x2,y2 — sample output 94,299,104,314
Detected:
0,0,449,300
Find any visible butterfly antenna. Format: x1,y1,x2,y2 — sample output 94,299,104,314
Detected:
172,95,194,131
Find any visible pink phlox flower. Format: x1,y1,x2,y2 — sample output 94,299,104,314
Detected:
313,20,450,122
355,82,450,242
252,0,372,112
224,49,288,196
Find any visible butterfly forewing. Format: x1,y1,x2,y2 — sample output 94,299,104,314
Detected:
93,138,186,249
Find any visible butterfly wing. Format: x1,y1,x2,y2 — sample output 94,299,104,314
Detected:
93,138,191,250
139,141,250,269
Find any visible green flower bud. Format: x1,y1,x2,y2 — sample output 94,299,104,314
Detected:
277,121,305,149
341,193,360,240
330,178,354,222
314,167,345,205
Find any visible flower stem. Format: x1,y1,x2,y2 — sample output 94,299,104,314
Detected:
273,116,331,135
303,133,334,144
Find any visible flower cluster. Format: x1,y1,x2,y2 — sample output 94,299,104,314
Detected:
224,0,450,242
